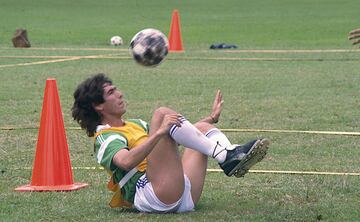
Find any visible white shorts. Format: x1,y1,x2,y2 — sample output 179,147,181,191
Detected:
134,174,195,213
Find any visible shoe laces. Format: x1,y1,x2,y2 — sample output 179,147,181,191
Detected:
212,141,226,158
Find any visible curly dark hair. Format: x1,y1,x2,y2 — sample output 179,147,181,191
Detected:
72,73,112,137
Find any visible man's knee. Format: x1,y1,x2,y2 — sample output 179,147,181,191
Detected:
154,107,177,117
194,122,214,134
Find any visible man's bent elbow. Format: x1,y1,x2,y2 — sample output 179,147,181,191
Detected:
113,158,134,171
112,150,135,171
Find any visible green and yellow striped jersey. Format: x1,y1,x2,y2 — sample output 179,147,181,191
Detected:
94,119,149,203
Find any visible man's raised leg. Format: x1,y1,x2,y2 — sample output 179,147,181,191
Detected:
145,107,270,204
181,122,213,204
145,107,186,204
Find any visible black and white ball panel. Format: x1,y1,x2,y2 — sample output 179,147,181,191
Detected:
129,28,169,66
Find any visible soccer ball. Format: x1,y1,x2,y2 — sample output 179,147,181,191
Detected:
129,28,169,67
110,36,123,46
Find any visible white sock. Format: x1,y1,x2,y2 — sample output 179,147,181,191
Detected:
205,128,232,148
169,117,227,163
205,128,232,163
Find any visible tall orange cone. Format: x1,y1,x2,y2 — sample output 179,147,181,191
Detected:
168,9,184,52
15,79,88,192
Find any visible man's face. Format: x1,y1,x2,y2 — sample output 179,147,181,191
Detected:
98,82,126,117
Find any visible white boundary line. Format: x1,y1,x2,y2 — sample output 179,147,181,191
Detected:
0,54,126,68
0,55,126,59
2,126,360,136
0,47,128,51
0,55,73,58
0,57,82,68
221,128,360,136
221,49,360,53
168,57,360,62
9,167,360,176
2,56,359,66
1,47,360,53
207,169,360,176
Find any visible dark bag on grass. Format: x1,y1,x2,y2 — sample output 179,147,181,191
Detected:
210,43,237,49
12,29,31,48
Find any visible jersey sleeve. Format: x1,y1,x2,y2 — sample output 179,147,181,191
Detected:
94,132,128,171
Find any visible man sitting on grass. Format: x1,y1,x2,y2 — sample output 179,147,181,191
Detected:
72,73,270,213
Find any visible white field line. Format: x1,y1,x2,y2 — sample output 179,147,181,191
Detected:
0,55,127,59
21,56,354,62
9,166,360,176
0,55,74,59
221,128,360,136
217,49,360,53
1,126,360,136
1,56,358,63
207,169,360,176
2,50,360,64
0,57,82,68
0,54,123,68
0,47,128,51
169,57,327,61
1,47,360,53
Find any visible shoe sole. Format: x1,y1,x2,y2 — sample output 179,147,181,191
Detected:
228,138,270,177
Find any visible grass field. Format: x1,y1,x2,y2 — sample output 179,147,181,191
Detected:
1,0,360,221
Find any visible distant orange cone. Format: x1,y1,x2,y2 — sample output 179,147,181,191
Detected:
15,79,88,192
168,9,184,52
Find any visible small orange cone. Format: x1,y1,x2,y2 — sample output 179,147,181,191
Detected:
15,79,88,192
168,9,184,52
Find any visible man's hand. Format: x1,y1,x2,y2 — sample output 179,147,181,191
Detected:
157,114,182,136
349,28,360,45
113,113,182,170
209,90,224,123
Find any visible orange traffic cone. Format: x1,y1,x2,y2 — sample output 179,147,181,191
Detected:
168,9,184,52
15,79,88,192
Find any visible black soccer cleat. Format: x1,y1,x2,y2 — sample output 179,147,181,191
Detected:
219,138,270,177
